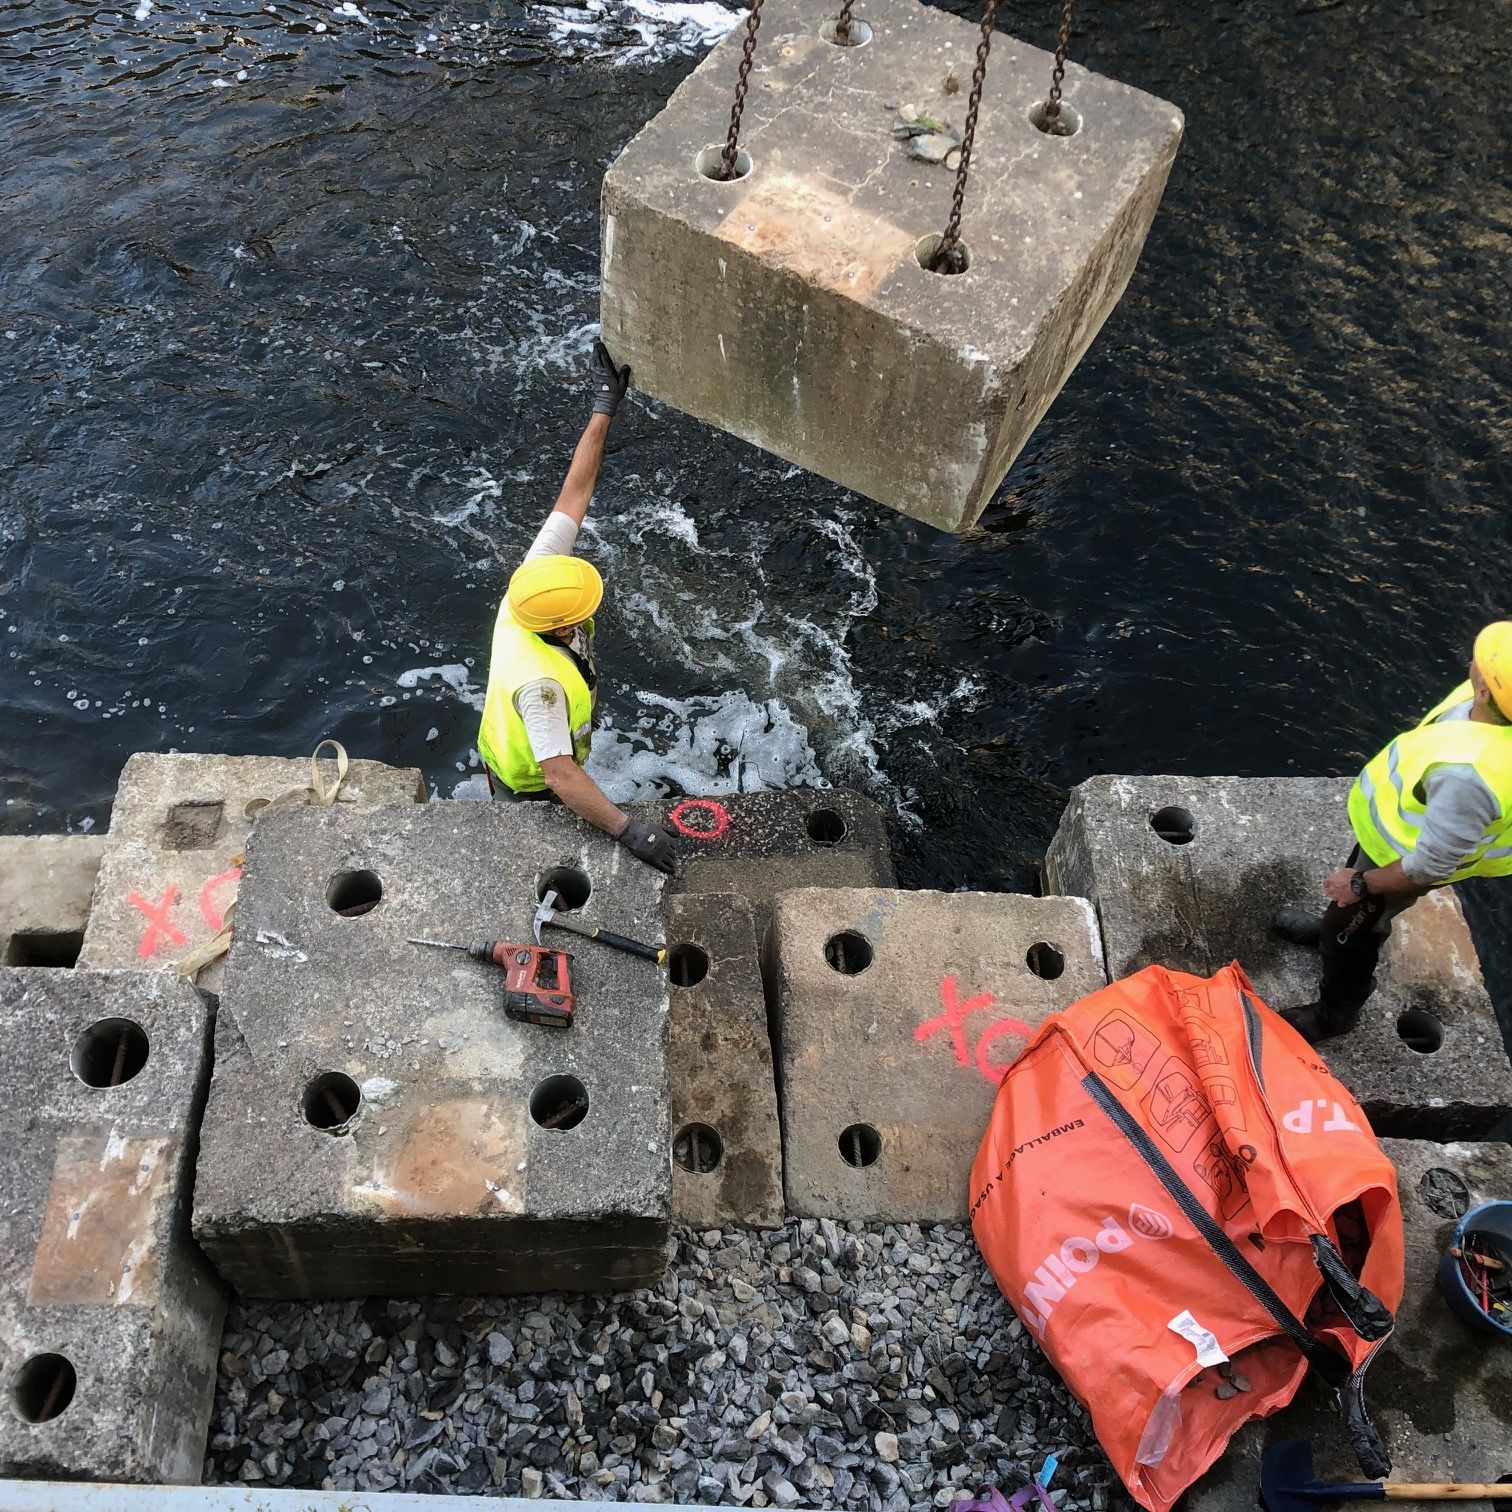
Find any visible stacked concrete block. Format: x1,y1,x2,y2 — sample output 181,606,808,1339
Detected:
0,836,104,967
1186,1138,1512,1512
769,887,1105,1221
1046,776,1511,1138
630,788,894,926
601,0,1182,532
80,752,425,992
0,969,224,1483
192,802,671,1299
666,893,784,1229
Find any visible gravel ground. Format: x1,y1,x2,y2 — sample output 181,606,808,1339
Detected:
204,1220,1119,1508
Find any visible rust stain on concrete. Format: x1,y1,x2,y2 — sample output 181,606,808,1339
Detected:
716,174,911,301
1385,889,1483,992
363,1098,526,1219
29,1130,174,1305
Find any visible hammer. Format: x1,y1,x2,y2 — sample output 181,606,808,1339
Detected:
533,889,666,964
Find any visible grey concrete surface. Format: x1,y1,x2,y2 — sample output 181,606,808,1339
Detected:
770,887,1105,1221
1182,1137,1512,1512
81,751,425,992
0,969,225,1484
601,0,1182,532
1046,775,1512,1138
666,893,784,1228
0,835,104,967
192,802,671,1298
630,789,894,928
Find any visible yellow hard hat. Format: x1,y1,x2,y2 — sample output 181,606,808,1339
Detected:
507,555,603,632
1474,621,1512,718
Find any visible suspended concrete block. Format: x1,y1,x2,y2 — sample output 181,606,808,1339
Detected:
191,802,670,1299
0,969,225,1484
770,886,1105,1221
1045,775,1512,1139
600,0,1183,533
80,752,425,993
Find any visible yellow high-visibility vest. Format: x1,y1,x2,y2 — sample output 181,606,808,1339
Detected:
1348,680,1512,882
477,603,593,793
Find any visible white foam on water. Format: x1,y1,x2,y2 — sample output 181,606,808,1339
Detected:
396,664,485,710
333,1,371,22
537,0,740,66
588,688,824,803
133,0,154,19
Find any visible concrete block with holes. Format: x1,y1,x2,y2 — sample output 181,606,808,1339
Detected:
0,836,105,969
770,886,1104,1221
0,969,225,1483
79,752,425,993
628,788,894,929
191,801,670,1298
1045,775,1512,1138
600,0,1182,533
666,893,784,1228
1185,1137,1512,1512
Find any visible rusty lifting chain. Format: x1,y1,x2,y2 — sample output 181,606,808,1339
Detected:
932,0,1077,274
718,0,766,181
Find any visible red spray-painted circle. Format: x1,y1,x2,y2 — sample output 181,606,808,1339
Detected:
669,799,731,841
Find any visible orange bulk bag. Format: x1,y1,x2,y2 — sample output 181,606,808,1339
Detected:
969,963,1404,1512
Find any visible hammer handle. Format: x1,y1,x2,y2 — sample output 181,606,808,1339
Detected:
590,928,667,963
1381,1488,1511,1500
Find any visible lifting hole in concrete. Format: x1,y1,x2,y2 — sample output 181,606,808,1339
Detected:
668,943,710,988
303,1071,362,1132
5,928,84,968
805,808,848,845
820,15,873,45
537,866,592,911
695,144,752,183
838,1123,881,1168
531,1074,589,1131
326,868,383,917
244,796,272,818
1419,1166,1472,1220
1028,98,1083,137
70,1017,150,1088
674,1122,723,1173
824,930,873,975
1396,1008,1444,1054
915,233,971,276
1151,805,1196,845
1026,941,1065,980
162,798,226,850
9,1352,77,1424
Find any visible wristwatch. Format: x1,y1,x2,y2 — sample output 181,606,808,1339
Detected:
1350,869,1371,899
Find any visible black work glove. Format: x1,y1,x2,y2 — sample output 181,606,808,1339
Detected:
590,339,631,419
617,816,676,876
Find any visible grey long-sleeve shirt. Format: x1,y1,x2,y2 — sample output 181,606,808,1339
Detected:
1403,699,1501,885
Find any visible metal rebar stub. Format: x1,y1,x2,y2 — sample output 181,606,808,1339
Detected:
601,0,1182,534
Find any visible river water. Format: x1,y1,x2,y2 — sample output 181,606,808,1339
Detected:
2,0,1509,924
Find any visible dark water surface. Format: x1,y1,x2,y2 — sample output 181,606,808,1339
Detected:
2,0,1509,914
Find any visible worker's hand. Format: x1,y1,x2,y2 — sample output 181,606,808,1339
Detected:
1323,867,1358,906
616,816,676,876
590,339,631,419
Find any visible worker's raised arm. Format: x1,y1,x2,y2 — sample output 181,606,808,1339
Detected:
549,341,630,528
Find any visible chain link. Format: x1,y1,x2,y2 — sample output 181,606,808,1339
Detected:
1041,0,1076,132
834,0,856,44
933,0,999,274
719,0,765,181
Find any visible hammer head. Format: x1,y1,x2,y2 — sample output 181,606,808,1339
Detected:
533,889,560,945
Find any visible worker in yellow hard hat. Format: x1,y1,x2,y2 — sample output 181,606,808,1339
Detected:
476,340,676,875
1274,622,1512,1042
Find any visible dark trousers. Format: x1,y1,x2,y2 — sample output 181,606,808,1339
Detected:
485,770,559,804
1317,846,1422,1009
